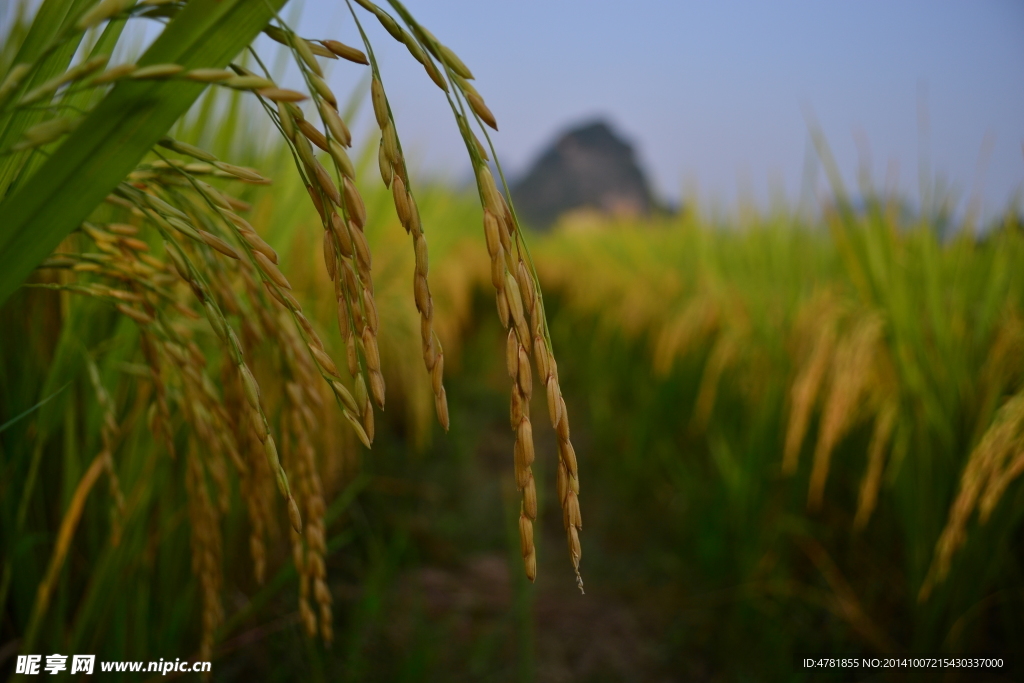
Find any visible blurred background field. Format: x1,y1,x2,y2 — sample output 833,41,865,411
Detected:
4,124,1024,681
2,2,1024,682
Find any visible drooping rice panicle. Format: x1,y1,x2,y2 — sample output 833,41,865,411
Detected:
346,7,449,428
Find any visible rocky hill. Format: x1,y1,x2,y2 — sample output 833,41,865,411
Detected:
511,120,657,230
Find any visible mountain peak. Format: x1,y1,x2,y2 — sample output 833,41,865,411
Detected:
511,119,657,230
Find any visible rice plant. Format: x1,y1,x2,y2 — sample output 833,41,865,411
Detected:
530,192,1024,674
0,0,581,673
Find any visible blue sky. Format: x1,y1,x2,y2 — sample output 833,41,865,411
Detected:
5,0,1020,220
289,0,1023,221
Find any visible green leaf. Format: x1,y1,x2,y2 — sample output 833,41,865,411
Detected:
0,0,291,306
0,0,94,196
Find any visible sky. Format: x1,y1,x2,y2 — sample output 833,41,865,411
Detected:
4,1,1021,220
285,0,1024,221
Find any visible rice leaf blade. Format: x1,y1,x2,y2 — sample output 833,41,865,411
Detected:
0,0,290,306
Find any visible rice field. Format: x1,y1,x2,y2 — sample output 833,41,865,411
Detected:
1,1,1023,681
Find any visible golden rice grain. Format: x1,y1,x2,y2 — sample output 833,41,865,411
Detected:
407,199,422,236
328,140,356,180
510,385,525,430
393,175,412,226
523,474,537,519
298,119,329,151
306,183,327,222
287,496,303,533
308,162,339,208
292,33,323,77
422,333,438,370
517,346,532,399
258,87,308,103
343,178,367,228
322,39,369,64
310,344,340,378
422,54,448,91
371,78,388,129
424,344,442,391
413,232,428,275
351,226,371,272
362,287,379,333
438,44,474,80
559,438,578,479
238,228,279,264
212,163,268,185
568,526,581,564
546,376,562,429
262,280,289,309
435,386,450,430
506,328,519,379
319,101,352,146
277,101,297,138
490,246,506,290
330,380,360,414
362,327,381,373
476,165,502,216
517,419,535,468
239,365,261,410
504,271,526,327
330,213,354,258
524,548,537,582
519,512,534,558
557,460,568,504
378,143,393,188
198,230,241,260
556,396,570,442
496,289,510,328
254,251,292,290
382,123,400,166
365,4,404,42
516,261,536,316
534,336,550,381
413,274,431,317
368,370,386,409
466,89,497,130
362,397,375,443
341,259,360,303
565,490,582,529
483,210,501,258
308,73,337,107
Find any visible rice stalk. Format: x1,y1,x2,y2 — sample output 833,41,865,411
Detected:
783,294,841,474
920,390,1024,600
7,0,587,660
20,451,108,654
853,399,898,529
808,312,884,510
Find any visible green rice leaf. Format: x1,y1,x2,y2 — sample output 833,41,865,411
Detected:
0,0,290,306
